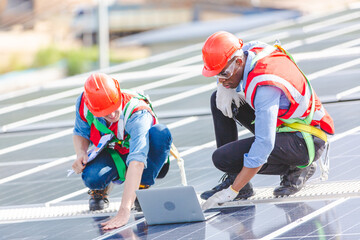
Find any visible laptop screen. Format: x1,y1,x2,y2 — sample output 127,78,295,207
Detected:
136,186,207,225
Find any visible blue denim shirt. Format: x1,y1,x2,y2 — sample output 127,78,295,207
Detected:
239,41,291,168
73,94,153,168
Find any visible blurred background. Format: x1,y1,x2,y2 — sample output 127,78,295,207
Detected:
0,0,357,93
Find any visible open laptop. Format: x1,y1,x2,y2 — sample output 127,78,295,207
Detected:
135,186,219,225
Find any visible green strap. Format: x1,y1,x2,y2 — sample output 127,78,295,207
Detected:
86,111,127,176
85,112,117,137
277,126,315,168
84,91,155,176
276,45,315,125
121,134,130,149
105,148,126,181
133,91,159,122
275,45,316,168
251,44,317,168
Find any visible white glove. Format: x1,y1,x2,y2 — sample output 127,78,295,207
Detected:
216,84,246,118
201,186,238,210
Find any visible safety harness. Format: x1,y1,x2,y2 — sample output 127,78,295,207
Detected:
249,43,330,179
84,90,164,182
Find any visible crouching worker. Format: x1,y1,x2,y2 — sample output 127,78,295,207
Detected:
71,73,172,229
200,31,334,209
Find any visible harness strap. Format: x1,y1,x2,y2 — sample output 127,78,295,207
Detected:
85,112,116,136
251,44,327,169
84,97,141,177
275,44,318,168
105,148,126,181
249,46,276,70
85,96,148,142
281,122,327,142
85,112,127,177
84,91,162,178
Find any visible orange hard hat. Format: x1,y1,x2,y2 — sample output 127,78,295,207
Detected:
83,73,122,117
202,31,243,77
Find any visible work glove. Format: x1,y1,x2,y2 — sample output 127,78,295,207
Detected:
201,186,238,210
216,84,246,118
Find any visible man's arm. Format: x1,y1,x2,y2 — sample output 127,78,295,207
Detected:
101,161,144,230
72,94,92,174
243,86,282,168
232,166,262,191
234,86,282,189
102,110,153,230
72,135,90,174
203,86,282,209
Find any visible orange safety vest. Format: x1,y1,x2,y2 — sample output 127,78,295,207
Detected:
244,46,335,135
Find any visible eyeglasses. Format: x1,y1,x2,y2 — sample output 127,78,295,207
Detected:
215,58,237,80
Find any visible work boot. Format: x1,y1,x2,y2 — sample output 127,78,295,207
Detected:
88,183,113,211
133,184,150,212
273,162,317,197
200,173,255,200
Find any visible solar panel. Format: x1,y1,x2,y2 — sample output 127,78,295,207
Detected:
1,6,360,240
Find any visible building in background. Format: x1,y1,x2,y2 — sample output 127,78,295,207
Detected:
0,0,357,78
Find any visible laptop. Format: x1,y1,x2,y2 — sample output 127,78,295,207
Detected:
135,186,219,225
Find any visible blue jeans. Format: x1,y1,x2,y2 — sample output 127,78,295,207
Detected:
82,124,172,190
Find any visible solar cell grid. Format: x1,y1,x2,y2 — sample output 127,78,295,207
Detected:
1,7,360,239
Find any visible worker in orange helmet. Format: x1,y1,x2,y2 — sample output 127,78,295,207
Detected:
71,73,172,229
201,31,334,209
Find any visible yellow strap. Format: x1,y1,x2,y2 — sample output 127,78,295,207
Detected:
282,122,327,142
170,142,180,160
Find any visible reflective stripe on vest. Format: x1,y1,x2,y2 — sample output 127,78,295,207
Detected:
246,45,327,168
244,45,334,134
246,47,326,123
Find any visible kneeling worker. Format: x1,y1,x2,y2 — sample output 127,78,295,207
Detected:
71,73,172,229
200,31,334,209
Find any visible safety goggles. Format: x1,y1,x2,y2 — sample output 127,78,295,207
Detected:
214,58,237,80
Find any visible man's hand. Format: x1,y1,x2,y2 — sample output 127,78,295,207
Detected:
71,153,88,174
72,135,90,174
216,84,245,118
101,208,130,230
101,161,144,230
202,186,238,210
101,207,131,230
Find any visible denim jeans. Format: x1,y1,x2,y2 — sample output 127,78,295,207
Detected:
210,91,325,176
82,124,172,190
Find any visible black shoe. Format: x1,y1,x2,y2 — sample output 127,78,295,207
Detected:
133,184,150,212
133,197,142,212
200,173,255,200
273,162,317,197
88,190,110,211
234,182,255,200
88,183,113,211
